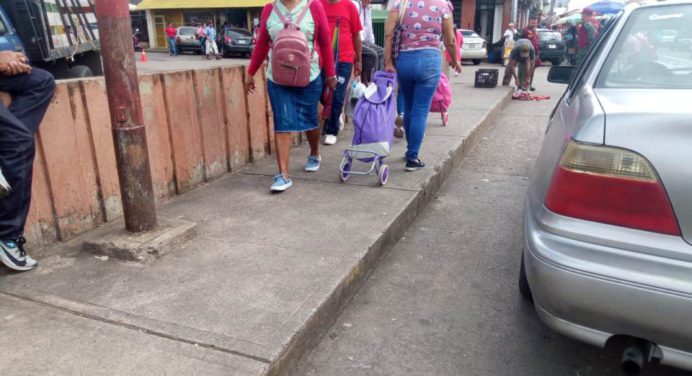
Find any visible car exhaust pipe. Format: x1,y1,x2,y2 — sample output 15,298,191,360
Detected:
621,340,654,376
621,343,644,375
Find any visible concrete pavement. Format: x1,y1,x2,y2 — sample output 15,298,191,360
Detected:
295,69,691,376
135,51,249,74
0,66,510,375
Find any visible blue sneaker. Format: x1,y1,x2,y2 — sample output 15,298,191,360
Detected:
270,174,293,192
304,155,321,172
0,237,37,271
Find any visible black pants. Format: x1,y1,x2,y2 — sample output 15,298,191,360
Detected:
361,42,384,83
0,68,55,240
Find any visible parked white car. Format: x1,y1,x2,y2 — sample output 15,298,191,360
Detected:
460,29,486,65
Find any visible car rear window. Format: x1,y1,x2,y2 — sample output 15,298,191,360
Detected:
178,27,196,36
539,31,562,42
226,29,251,37
597,4,692,89
461,30,481,38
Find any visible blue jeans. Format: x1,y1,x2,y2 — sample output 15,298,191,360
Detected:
396,49,441,161
167,37,177,55
322,62,353,136
0,69,55,239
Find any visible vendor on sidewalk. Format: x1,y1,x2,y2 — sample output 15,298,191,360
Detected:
507,39,536,91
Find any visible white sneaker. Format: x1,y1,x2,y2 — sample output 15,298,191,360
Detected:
339,114,345,131
0,238,37,271
323,135,337,145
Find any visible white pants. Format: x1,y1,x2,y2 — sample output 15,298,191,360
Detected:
206,39,219,55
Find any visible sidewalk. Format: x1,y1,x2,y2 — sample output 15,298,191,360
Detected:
0,67,511,376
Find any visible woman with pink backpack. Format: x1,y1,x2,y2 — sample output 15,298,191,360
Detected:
246,0,337,192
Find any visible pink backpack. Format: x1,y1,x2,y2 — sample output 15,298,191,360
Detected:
430,73,452,113
271,0,314,87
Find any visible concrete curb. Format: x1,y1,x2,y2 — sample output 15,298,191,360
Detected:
264,88,514,376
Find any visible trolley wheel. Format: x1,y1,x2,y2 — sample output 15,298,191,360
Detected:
378,164,389,186
340,160,352,182
442,112,449,126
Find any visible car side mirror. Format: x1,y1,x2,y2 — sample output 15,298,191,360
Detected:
548,66,576,84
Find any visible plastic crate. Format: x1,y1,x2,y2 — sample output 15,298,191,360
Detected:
474,69,499,88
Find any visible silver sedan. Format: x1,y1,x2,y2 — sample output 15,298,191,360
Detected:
520,1,692,374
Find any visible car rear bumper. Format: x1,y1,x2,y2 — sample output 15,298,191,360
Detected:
461,50,486,60
223,44,253,53
538,49,565,60
524,201,692,371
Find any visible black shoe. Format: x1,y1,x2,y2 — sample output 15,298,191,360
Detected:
530,86,536,92
405,159,425,171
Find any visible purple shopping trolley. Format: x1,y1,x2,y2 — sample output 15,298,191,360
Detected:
339,71,397,186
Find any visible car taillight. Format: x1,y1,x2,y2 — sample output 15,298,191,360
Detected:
544,141,680,236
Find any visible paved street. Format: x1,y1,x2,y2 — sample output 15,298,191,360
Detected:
136,51,249,74
296,68,692,376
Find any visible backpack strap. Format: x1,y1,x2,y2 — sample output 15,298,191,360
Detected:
294,0,314,25
273,0,313,26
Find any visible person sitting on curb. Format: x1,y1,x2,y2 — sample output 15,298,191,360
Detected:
508,39,535,91
246,0,337,193
320,0,363,146
0,51,55,271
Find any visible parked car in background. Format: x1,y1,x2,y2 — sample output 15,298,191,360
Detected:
459,29,486,65
537,28,565,66
521,1,692,374
219,28,254,58
176,26,202,54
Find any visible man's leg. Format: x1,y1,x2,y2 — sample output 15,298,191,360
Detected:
371,43,385,71
324,63,352,137
0,69,54,269
518,60,527,90
361,44,377,83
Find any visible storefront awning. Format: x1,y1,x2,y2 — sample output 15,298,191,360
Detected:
136,0,268,9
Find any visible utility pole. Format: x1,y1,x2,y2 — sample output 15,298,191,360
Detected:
94,0,157,233
548,0,557,26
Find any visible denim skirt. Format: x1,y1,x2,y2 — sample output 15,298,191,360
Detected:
267,76,322,133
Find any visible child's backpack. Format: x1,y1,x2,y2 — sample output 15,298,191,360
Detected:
271,0,313,87
430,73,452,113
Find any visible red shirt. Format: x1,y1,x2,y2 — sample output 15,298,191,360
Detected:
320,0,362,64
165,27,177,39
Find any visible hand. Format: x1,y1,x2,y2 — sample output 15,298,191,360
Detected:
353,62,362,78
0,51,31,76
245,74,256,94
326,76,337,90
514,78,520,87
450,60,462,74
384,62,396,73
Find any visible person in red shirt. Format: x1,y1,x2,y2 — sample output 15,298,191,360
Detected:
320,0,362,145
165,23,178,56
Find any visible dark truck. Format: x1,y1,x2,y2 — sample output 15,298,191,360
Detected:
0,0,102,79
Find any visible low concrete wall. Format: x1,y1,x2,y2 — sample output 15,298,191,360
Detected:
22,65,273,250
